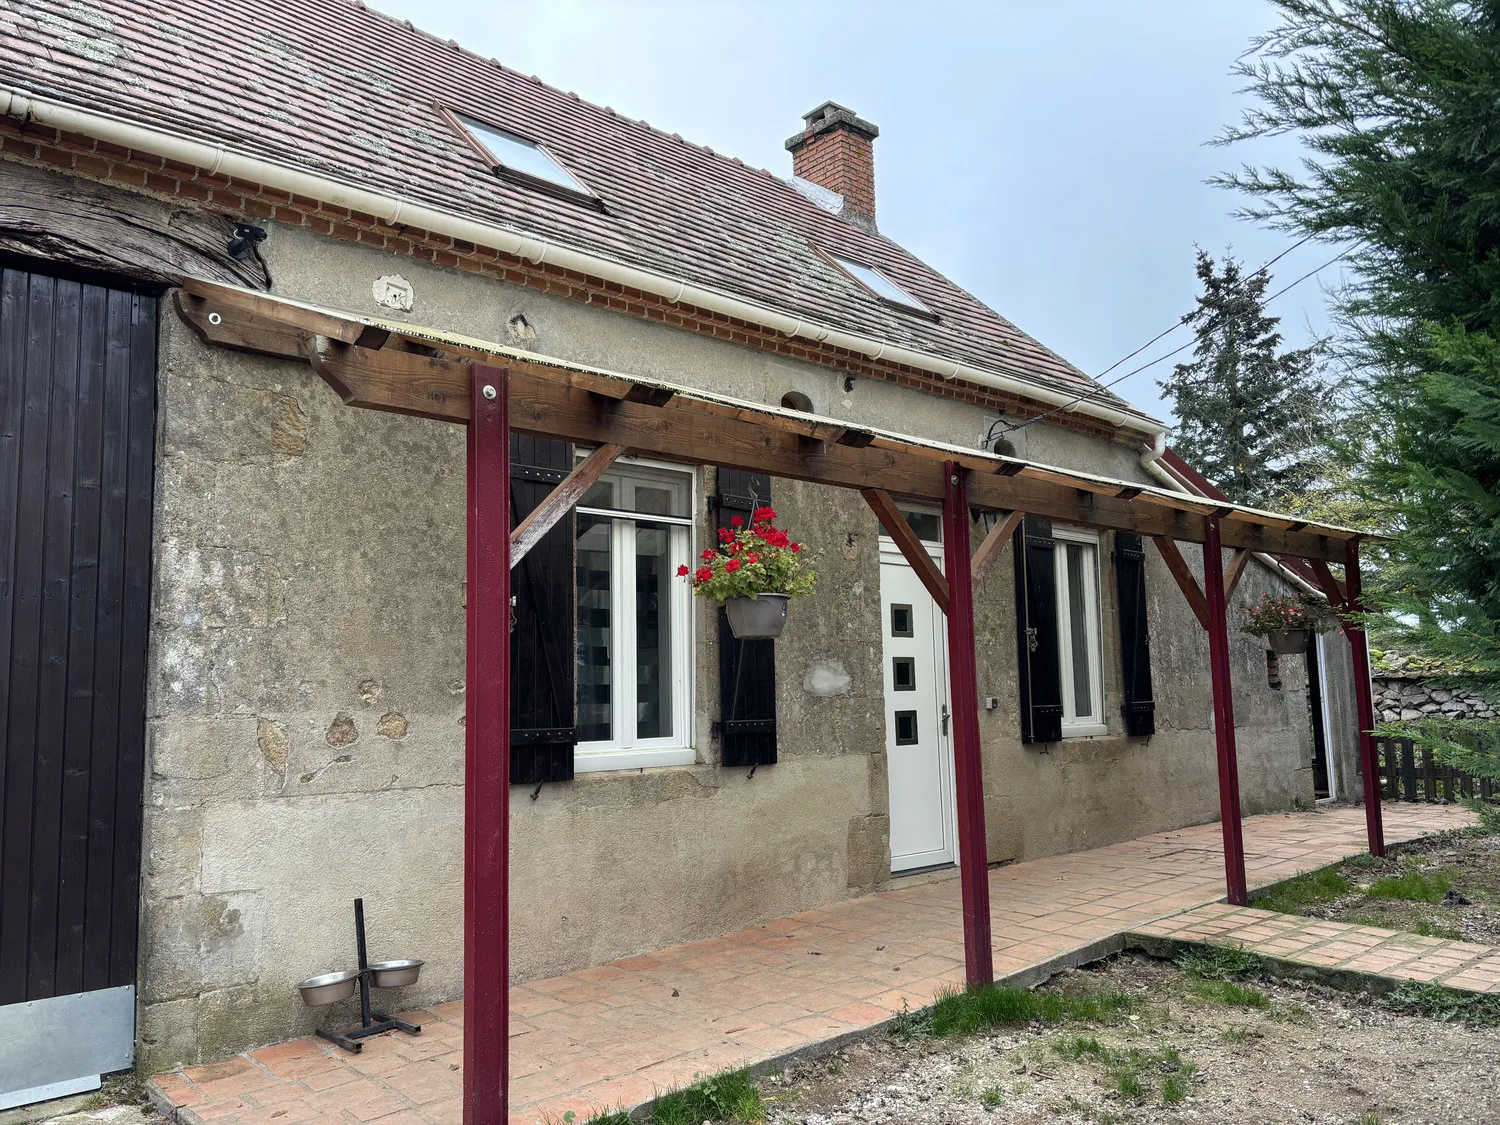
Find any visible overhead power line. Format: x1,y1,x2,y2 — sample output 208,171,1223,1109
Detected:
992,238,1352,440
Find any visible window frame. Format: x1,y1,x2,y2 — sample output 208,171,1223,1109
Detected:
572,454,697,773
440,106,605,212
816,248,940,322
1051,524,1107,738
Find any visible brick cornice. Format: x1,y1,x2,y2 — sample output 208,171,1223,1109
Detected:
0,117,1118,442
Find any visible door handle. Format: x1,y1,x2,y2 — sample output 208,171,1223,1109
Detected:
941,703,950,736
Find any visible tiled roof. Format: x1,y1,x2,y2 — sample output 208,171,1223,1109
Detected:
0,0,1157,428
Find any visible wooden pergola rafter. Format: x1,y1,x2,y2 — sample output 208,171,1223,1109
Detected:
171,278,1386,1125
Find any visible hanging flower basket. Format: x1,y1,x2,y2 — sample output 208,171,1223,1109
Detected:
1266,628,1310,655
723,593,790,640
1241,592,1332,654
680,505,817,640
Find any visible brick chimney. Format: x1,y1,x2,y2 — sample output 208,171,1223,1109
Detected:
786,102,879,227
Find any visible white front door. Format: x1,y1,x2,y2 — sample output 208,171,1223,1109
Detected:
880,524,956,872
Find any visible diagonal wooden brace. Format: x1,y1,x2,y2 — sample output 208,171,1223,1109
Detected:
511,443,627,567
1223,549,1252,602
971,510,1024,586
862,488,950,612
1308,558,1347,608
1152,535,1211,632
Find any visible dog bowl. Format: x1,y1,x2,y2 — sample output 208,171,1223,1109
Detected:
296,969,359,1006
367,959,424,988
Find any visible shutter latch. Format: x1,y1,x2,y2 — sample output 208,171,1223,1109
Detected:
1025,626,1039,653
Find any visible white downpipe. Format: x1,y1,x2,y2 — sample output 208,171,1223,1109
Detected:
1139,433,1326,599
1,84,1167,440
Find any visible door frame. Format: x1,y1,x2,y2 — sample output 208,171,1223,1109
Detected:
879,513,957,873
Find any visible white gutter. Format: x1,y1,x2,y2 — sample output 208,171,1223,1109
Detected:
1139,436,1326,599
0,84,1167,441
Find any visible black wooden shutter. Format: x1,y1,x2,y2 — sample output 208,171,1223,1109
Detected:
1013,516,1063,744
509,435,576,784
1113,532,1156,737
713,468,777,767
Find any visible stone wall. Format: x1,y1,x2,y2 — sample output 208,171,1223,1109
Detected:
134,218,1348,1068
1374,676,1498,724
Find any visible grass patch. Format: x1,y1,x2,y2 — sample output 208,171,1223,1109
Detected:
1251,865,1352,914
1050,1038,1197,1106
928,983,1134,1037
1416,918,1465,940
1368,870,1453,903
891,997,934,1041
1380,981,1500,1027
1175,945,1262,981
579,1069,764,1124
979,1085,1004,1109
1189,979,1271,1008
1163,1074,1188,1104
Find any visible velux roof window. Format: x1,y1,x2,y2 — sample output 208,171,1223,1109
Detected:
448,110,600,208
826,252,935,320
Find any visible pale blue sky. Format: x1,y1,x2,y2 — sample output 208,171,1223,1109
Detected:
373,0,1339,427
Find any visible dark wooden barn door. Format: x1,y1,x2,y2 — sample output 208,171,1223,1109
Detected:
0,264,156,1104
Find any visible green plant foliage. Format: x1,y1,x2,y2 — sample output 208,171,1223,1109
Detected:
1218,0,1500,772
1368,869,1454,902
684,506,816,603
1158,250,1334,509
580,1069,765,1125
1190,979,1273,1008
1252,865,1353,913
928,984,1135,1037
1175,946,1264,981
1381,980,1500,1026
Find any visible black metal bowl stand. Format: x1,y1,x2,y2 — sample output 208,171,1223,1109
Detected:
316,898,422,1053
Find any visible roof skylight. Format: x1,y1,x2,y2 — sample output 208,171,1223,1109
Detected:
828,254,932,315
453,112,593,197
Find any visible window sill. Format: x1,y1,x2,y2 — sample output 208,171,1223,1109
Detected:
573,746,697,773
1060,723,1109,740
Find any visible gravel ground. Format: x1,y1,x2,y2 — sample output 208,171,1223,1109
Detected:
760,953,1500,1125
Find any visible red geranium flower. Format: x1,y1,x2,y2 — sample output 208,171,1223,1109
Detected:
676,564,690,577
725,559,741,572
694,567,713,583
790,542,802,553
746,553,760,563
730,515,744,527
701,548,716,561
753,506,777,521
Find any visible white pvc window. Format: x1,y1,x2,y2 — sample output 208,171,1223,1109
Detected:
456,113,591,195
1053,526,1106,738
574,457,695,771
828,254,931,313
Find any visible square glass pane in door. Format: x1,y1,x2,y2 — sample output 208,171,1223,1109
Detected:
635,523,672,739
891,604,913,637
576,515,612,742
892,656,916,691
894,710,919,745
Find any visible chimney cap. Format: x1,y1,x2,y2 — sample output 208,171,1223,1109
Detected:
785,101,879,152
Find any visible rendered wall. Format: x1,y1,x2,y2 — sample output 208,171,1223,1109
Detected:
137,222,1317,1067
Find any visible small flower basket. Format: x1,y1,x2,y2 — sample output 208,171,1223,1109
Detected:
680,505,817,640
1240,593,1332,655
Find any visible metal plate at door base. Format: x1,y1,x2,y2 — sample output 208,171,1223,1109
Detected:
0,986,134,1108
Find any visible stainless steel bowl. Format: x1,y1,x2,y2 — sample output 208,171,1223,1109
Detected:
296,969,359,1006
367,959,424,988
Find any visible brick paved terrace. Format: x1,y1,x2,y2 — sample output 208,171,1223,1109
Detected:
147,802,1473,1125
1136,900,1500,993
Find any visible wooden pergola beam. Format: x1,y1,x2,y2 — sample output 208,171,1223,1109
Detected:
1152,536,1211,631
174,288,1355,563
1308,558,1347,608
1224,549,1252,602
862,488,950,611
511,443,626,567
972,510,1024,586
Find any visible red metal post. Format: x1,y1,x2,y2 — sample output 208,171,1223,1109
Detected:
1201,518,1248,906
941,463,994,987
1344,539,1386,857
465,366,510,1125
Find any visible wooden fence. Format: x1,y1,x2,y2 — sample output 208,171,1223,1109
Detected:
1376,737,1497,804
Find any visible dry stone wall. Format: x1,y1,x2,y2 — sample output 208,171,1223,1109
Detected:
1374,676,1498,724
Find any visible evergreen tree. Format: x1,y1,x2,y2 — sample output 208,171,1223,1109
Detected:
1219,0,1500,775
1159,250,1331,509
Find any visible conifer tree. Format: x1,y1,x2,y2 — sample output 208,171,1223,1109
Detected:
1159,250,1331,509
1220,0,1500,776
